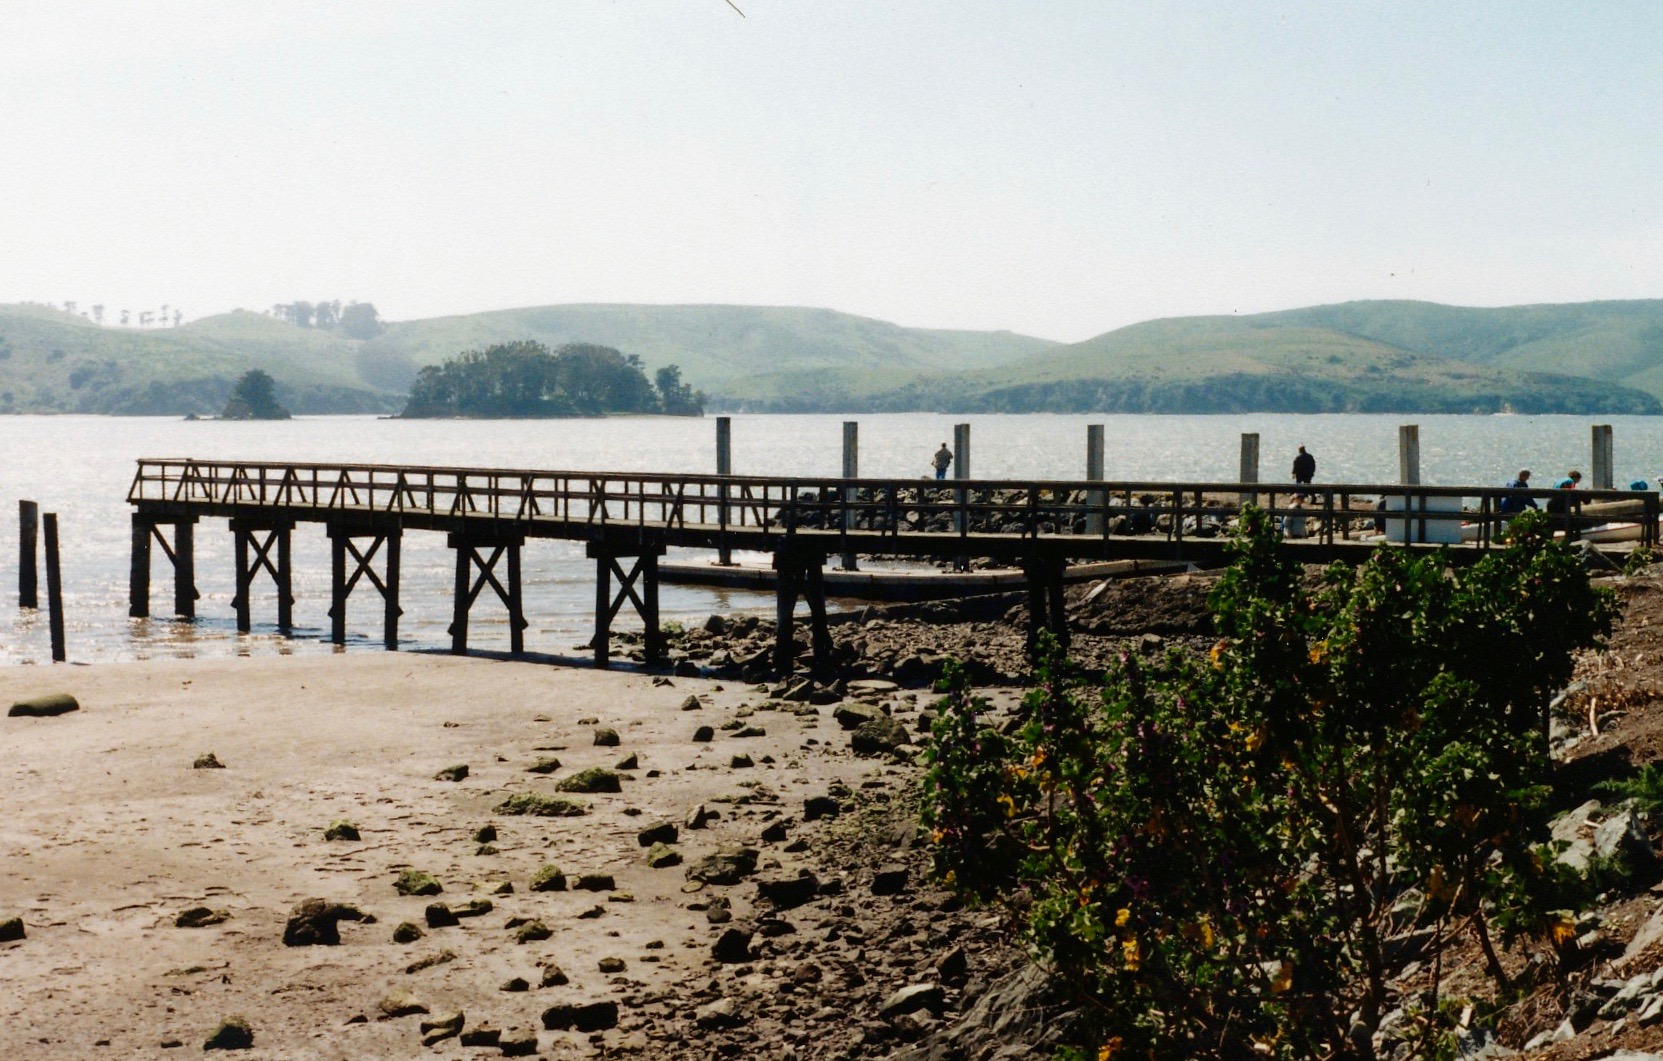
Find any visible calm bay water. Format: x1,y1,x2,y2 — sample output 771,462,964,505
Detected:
3,412,1661,665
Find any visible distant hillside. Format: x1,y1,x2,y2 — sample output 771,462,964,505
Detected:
0,303,1051,415
2,297,1659,416
821,313,1663,415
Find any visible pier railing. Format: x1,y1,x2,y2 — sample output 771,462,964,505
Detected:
127,458,1660,551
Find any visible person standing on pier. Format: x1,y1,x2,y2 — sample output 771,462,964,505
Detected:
1292,445,1316,485
932,442,953,480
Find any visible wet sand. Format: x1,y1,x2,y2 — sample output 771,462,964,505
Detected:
0,652,891,1057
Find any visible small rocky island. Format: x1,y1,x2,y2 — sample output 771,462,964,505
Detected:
220,369,291,420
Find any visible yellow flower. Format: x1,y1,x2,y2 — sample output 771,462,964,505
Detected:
1181,918,1215,949
997,794,1016,818
1269,959,1294,994
1031,747,1047,767
1098,1037,1123,1060
1246,727,1265,753
1122,937,1141,971
1115,907,1132,928
1549,913,1578,948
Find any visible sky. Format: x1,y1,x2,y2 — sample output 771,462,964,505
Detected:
0,1,1658,342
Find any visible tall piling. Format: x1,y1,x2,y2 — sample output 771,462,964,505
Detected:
1399,425,1421,486
1238,433,1260,508
841,421,858,571
953,422,971,572
19,499,38,609
1086,425,1106,535
716,416,733,566
1592,424,1614,489
43,512,65,662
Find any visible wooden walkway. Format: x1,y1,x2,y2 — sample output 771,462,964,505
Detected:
126,458,1658,671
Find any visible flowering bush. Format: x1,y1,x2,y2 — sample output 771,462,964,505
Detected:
923,508,1615,1058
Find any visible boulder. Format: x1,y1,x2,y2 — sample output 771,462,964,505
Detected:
515,920,552,944
202,1016,254,1051
424,903,459,929
804,796,842,821
7,693,78,717
193,752,226,770
499,1027,539,1056
392,922,425,944
394,869,442,896
0,917,24,942
459,1026,501,1048
419,1011,464,1046
1595,806,1658,865
646,843,682,869
282,899,367,947
687,845,759,885
871,865,910,896
851,716,909,756
834,703,882,730
878,983,945,1020
530,865,567,892
434,764,469,782
525,757,561,774
377,989,429,1019
555,768,623,794
757,872,820,911
494,792,587,817
541,1000,619,1032
175,906,230,928
592,727,621,747
638,821,678,846
696,997,747,1030
323,819,360,842
574,873,615,891
712,928,754,963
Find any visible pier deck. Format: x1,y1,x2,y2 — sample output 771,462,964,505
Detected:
126,458,1658,671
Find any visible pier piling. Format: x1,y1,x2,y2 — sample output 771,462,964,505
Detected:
1238,433,1259,508
1592,424,1614,489
19,499,38,609
43,512,65,662
589,542,665,669
328,523,403,649
1399,425,1421,486
841,421,859,571
716,416,733,566
447,530,526,655
1086,425,1106,535
230,518,293,634
953,422,971,572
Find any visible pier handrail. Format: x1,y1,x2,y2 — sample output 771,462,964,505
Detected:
127,457,1660,552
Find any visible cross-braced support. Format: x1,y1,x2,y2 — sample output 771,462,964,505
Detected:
1022,554,1070,658
774,549,833,675
448,530,527,655
588,542,666,669
129,513,199,619
230,518,294,633
328,522,403,649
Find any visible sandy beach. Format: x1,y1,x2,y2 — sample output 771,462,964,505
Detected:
0,652,962,1058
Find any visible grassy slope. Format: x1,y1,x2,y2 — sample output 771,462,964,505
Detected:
863,314,1663,414
381,303,1057,388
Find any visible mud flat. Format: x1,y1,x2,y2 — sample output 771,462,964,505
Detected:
0,652,1020,1057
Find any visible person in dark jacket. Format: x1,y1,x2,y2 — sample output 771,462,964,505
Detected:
1499,469,1538,515
1292,445,1316,485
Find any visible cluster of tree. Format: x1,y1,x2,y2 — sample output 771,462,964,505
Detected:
48,301,181,327
220,369,291,420
271,300,383,339
925,509,1617,1058
400,340,705,419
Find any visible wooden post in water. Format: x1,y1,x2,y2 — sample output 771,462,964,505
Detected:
953,422,971,572
1592,424,1614,489
19,500,38,609
43,512,65,663
1085,425,1106,535
716,416,733,566
840,421,858,571
1238,433,1259,508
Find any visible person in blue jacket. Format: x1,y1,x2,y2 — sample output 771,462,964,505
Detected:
1499,469,1538,515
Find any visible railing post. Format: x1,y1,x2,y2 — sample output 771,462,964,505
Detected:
173,519,196,619
1398,425,1421,486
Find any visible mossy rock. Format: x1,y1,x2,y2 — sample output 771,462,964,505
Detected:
530,865,567,892
592,727,621,747
646,843,681,869
8,693,78,717
392,921,425,944
515,920,552,944
494,793,587,817
554,768,623,794
0,917,22,942
525,757,561,774
175,906,230,928
203,1016,253,1051
434,764,469,782
394,869,443,897
324,820,360,842
473,823,498,843
193,752,225,770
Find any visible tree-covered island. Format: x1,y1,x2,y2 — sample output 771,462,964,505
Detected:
400,340,704,418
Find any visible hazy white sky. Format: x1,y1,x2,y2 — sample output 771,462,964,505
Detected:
1,2,1657,341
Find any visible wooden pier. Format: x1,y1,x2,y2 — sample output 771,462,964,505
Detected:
126,458,1659,673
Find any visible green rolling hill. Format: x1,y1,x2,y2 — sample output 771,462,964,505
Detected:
1,297,1659,416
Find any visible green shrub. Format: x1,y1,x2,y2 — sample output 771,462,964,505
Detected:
923,508,1614,1059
